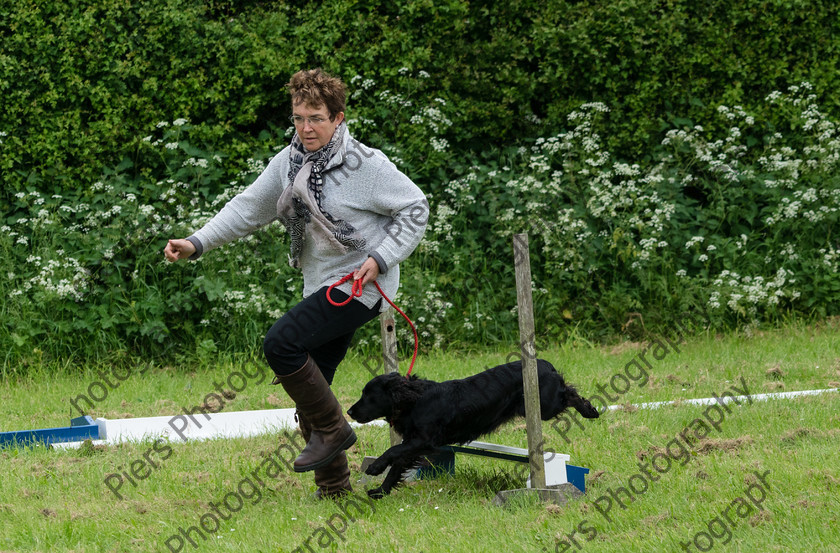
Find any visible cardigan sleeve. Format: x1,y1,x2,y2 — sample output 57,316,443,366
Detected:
189,150,288,257
366,160,428,273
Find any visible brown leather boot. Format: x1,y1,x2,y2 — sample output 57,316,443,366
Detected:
296,410,353,499
277,356,356,472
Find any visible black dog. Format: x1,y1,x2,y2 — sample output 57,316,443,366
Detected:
347,359,599,497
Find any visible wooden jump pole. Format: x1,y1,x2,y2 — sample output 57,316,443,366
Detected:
379,307,402,447
513,233,547,490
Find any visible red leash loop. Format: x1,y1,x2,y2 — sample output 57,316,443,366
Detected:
326,272,418,376
325,273,363,306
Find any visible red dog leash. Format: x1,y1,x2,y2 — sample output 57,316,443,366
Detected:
326,273,418,376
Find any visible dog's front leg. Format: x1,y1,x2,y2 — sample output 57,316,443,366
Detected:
376,456,418,496
367,455,419,499
365,444,402,476
366,439,430,498
366,438,429,475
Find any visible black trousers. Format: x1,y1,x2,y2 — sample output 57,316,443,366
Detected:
263,286,381,385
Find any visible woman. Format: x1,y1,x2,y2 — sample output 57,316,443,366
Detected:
164,68,428,498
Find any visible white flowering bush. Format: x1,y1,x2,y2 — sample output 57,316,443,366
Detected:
3,84,839,367
344,69,456,181
0,121,299,366
414,84,840,341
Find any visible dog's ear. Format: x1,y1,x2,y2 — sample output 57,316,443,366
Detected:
386,373,425,405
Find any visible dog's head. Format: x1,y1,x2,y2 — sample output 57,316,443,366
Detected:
347,372,426,423
566,386,600,419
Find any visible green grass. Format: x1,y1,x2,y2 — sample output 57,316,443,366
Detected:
1,322,839,552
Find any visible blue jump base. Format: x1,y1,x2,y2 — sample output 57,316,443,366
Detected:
0,416,99,448
565,465,590,494
416,446,591,493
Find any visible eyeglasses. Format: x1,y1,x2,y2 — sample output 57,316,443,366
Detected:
289,115,330,127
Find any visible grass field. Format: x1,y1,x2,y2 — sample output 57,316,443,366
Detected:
1,322,839,552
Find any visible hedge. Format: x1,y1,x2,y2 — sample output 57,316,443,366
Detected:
3,0,839,198
2,0,839,368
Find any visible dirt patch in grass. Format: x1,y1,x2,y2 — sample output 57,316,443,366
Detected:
642,512,669,526
782,428,811,443
608,421,632,434
21,488,41,499
695,436,755,454
749,509,772,526
544,503,564,515
608,341,645,356
636,446,667,461
155,399,179,413
588,470,606,482
765,364,784,379
176,471,212,484
824,473,840,489
198,389,237,411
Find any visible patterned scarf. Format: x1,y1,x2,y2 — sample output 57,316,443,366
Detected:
279,122,367,267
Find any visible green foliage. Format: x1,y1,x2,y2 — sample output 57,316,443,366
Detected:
1,329,839,552
3,0,840,197
0,120,298,367
0,0,299,197
405,85,840,348
2,0,840,367
3,85,838,367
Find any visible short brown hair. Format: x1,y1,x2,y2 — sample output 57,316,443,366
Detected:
286,68,346,120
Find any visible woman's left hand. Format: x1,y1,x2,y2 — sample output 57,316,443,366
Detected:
354,257,380,286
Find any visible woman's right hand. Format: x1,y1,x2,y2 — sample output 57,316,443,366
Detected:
164,239,196,262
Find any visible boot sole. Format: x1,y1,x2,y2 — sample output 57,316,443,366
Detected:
294,432,357,473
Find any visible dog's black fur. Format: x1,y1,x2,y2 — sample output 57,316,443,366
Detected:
347,359,599,497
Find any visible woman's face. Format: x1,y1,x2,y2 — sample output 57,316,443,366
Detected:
292,101,344,152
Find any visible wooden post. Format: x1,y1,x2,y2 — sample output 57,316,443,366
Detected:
513,233,546,490
380,307,402,447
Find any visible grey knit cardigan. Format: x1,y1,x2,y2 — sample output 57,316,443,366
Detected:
187,129,428,311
